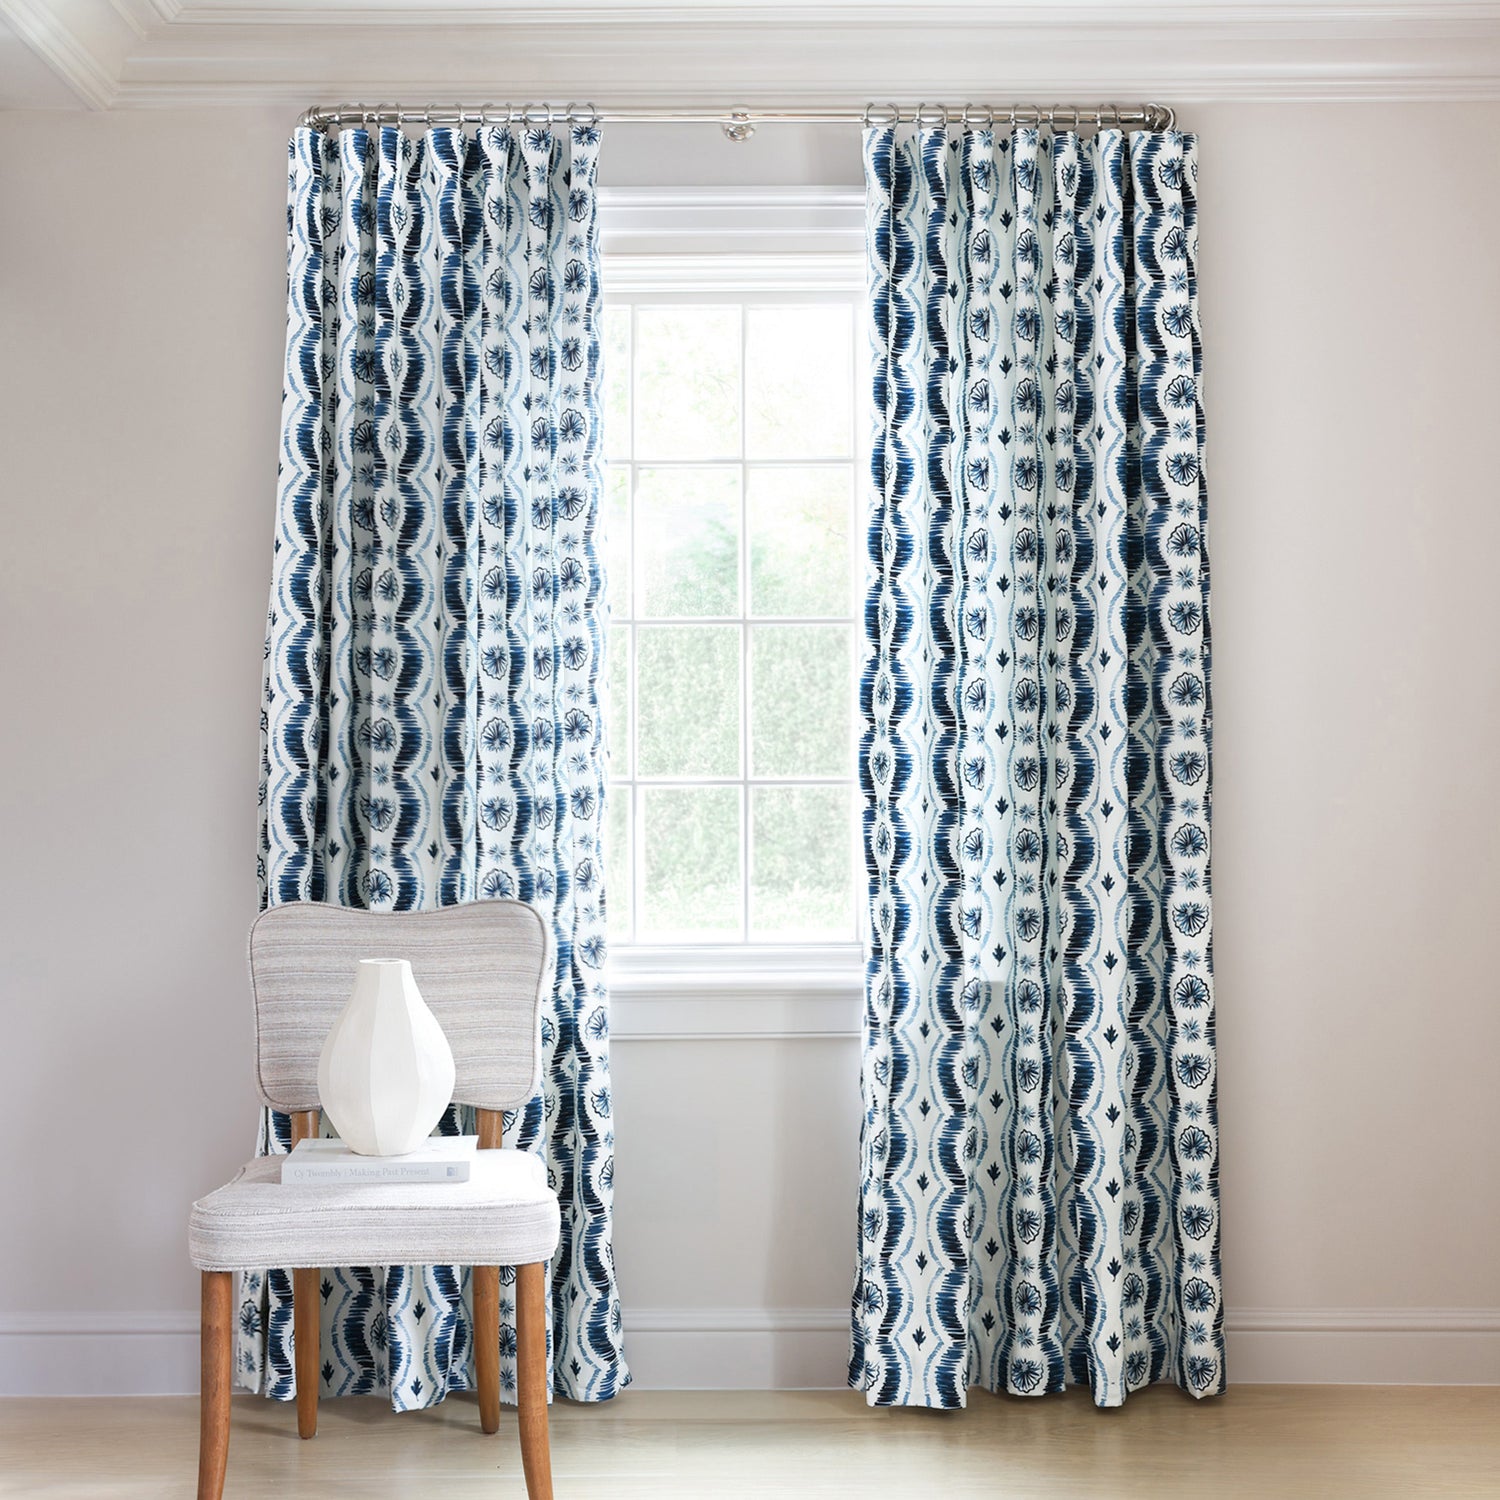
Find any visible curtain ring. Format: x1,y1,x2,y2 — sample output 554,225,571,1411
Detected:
914,102,948,129
863,102,900,128
523,102,551,128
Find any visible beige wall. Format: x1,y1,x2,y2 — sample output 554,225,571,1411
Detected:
0,103,1496,1393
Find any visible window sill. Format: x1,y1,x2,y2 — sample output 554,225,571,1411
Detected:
605,944,864,1040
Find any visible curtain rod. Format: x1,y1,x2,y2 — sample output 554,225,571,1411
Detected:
297,100,1176,142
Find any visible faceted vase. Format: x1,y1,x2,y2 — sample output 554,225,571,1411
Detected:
317,958,456,1156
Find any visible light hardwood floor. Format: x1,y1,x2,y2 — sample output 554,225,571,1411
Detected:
1,1387,1496,1498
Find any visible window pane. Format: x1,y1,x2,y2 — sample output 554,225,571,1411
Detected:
603,783,631,942
746,304,853,460
606,623,630,779
636,466,739,618
635,305,740,460
637,625,740,778
748,465,852,618
750,624,852,778
751,785,854,939
639,786,741,939
603,304,630,460
604,465,630,619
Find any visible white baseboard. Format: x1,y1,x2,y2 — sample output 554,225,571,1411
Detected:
625,1308,850,1392
0,1312,200,1397
1224,1307,1500,1386
2,1307,1496,1397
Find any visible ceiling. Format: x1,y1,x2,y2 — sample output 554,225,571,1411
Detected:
1,1,1498,113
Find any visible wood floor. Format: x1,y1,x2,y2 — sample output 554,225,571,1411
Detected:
1,1387,1496,1498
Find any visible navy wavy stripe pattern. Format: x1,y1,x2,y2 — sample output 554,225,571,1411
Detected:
251,122,627,1412
852,125,1221,1409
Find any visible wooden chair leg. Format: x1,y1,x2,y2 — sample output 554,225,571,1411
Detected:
516,1261,553,1500
473,1265,500,1435
197,1271,232,1500
293,1266,320,1439
289,1108,320,1440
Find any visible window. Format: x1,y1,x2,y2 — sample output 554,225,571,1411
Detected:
600,288,862,949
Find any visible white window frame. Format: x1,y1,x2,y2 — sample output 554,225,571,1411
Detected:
598,187,868,1040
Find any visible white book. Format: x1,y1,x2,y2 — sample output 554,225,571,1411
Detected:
281,1135,478,1185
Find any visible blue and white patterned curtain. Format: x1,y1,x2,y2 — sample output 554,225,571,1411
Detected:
851,125,1220,1409
248,120,627,1409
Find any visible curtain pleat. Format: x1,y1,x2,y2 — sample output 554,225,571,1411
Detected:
249,121,627,1410
852,125,1220,1409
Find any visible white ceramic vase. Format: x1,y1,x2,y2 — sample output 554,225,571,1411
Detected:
317,958,456,1156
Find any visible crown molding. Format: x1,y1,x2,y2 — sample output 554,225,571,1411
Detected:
110,1,184,40
0,0,130,106
139,3,1500,23
5,2,1500,111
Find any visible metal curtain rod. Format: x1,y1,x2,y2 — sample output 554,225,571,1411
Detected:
297,100,1176,142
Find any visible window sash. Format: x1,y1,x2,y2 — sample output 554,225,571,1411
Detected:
603,281,865,954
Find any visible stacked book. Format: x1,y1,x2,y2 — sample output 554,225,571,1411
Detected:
282,1135,479,1184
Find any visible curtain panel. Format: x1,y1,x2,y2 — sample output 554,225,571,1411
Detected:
249,121,627,1408
852,125,1220,1409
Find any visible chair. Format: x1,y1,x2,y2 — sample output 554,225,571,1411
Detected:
188,900,560,1500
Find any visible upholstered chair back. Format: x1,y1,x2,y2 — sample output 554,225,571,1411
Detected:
247,901,552,1115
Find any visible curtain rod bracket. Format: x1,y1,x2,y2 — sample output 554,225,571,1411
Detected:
721,110,755,143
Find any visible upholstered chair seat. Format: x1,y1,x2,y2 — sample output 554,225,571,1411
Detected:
190,1148,560,1273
